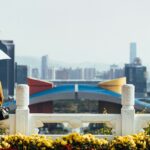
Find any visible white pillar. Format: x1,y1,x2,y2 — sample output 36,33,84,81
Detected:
121,84,135,135
16,84,29,135
9,114,16,134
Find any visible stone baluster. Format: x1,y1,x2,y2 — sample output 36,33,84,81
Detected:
121,84,135,135
16,84,29,135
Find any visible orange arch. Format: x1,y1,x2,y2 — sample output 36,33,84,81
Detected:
98,77,126,94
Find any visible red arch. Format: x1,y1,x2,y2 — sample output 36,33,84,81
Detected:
27,77,53,95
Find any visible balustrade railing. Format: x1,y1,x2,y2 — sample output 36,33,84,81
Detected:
1,84,150,139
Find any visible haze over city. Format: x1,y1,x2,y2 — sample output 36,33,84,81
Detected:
0,0,150,64
1,0,150,143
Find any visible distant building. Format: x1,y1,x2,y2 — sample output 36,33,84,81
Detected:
51,68,56,80
55,67,96,80
55,68,69,80
97,71,110,80
69,68,83,80
48,68,53,80
32,68,39,78
27,66,31,77
41,55,49,79
109,64,124,79
16,65,28,84
130,42,137,64
0,40,15,99
125,57,147,97
84,68,96,80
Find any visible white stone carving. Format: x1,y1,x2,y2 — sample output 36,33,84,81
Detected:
16,84,29,109
121,84,135,106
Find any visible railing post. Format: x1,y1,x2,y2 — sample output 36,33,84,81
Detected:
121,84,135,135
16,84,29,135
9,114,16,134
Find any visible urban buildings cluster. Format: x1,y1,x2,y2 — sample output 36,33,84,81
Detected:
0,40,148,100
33,61,97,80
0,40,28,100
31,42,147,97
31,56,124,81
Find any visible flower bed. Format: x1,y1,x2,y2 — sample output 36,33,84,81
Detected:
0,132,150,150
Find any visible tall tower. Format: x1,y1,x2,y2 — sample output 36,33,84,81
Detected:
41,55,49,79
130,42,137,64
0,40,15,99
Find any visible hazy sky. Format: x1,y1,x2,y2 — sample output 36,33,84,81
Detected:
0,0,150,64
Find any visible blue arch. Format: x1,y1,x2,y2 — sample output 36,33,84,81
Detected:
2,84,150,112
29,84,121,105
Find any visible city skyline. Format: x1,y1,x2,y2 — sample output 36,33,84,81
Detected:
1,0,150,64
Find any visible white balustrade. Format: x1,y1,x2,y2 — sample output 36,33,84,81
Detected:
2,84,149,139
135,114,150,133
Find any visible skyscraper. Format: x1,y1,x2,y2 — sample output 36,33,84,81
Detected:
32,68,39,78
125,58,147,97
16,65,28,84
130,42,137,64
0,40,15,99
41,55,49,79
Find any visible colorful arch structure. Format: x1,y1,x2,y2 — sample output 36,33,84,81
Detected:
27,77,150,112
28,77,125,105
2,77,150,112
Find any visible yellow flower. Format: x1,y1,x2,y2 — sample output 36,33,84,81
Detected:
61,140,67,146
1,141,10,148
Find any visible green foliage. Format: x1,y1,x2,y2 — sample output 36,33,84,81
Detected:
144,123,150,135
0,128,7,135
83,123,112,135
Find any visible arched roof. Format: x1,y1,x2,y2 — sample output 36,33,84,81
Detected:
30,84,121,105
2,77,150,112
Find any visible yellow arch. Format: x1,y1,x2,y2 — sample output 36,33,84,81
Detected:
98,77,126,94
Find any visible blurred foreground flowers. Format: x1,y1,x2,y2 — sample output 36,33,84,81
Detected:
0,132,150,150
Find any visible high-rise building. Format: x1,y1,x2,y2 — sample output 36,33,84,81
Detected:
69,68,83,80
16,65,28,84
41,55,49,79
52,67,56,80
125,57,147,97
32,68,39,78
55,68,84,80
55,68,69,80
0,40,15,99
130,42,137,64
109,64,124,79
48,68,53,80
84,68,96,80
